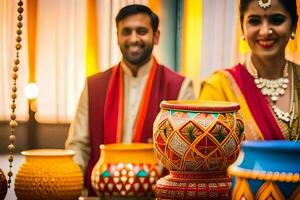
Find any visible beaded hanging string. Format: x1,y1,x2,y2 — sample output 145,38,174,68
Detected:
7,0,23,188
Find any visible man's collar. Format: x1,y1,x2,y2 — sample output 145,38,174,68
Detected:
121,57,154,77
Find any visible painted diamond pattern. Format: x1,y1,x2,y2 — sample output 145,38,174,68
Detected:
170,112,190,128
223,136,237,156
179,121,203,143
166,147,181,169
184,161,199,170
210,122,230,143
183,149,205,170
153,106,244,172
226,151,238,166
153,111,171,136
155,131,166,154
225,113,235,129
207,149,224,170
217,113,227,123
195,136,218,156
169,133,189,156
194,113,217,129
185,149,196,162
235,119,244,141
159,119,174,139
154,119,166,138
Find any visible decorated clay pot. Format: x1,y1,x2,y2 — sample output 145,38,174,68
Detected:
15,149,83,200
0,168,7,200
153,100,245,199
91,143,161,198
228,141,300,200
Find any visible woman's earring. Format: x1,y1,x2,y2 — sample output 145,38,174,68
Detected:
240,35,249,54
291,32,295,40
287,32,297,52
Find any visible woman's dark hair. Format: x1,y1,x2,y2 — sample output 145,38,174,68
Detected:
116,4,159,32
239,0,298,31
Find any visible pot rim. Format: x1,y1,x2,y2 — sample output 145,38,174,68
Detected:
21,149,75,156
242,140,300,151
160,100,240,112
99,143,153,150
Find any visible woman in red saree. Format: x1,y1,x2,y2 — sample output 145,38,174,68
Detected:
199,0,299,141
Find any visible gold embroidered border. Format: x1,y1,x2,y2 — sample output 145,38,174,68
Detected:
228,166,300,183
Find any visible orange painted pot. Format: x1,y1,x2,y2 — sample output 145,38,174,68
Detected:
15,149,83,200
153,100,245,199
91,143,161,198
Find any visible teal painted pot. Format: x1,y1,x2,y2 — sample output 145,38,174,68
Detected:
228,141,300,200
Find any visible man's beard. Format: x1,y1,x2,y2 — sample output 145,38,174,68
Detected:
121,43,154,66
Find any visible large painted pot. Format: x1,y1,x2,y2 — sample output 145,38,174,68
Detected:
91,143,161,198
228,141,300,200
153,100,245,199
15,149,83,200
0,168,7,200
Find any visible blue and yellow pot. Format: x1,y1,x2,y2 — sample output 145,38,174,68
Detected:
228,141,300,200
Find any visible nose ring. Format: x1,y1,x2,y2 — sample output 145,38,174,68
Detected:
268,29,273,34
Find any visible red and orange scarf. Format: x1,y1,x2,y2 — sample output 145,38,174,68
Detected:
227,64,284,140
103,59,158,143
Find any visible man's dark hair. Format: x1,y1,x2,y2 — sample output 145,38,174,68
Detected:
239,0,298,32
116,4,159,32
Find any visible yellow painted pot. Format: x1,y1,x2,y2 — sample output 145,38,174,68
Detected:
15,149,83,200
91,143,161,197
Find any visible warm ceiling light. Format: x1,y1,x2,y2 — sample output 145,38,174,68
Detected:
24,82,39,99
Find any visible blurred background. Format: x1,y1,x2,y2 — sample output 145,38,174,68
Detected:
1,0,300,199
1,0,300,156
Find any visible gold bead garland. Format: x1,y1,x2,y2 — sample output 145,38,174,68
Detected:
8,0,23,188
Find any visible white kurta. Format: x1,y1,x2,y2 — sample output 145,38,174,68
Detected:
65,57,195,174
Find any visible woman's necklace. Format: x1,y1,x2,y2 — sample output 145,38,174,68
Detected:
272,68,294,124
247,59,289,103
246,58,292,123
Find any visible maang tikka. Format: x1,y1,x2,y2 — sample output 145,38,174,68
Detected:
257,0,271,9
